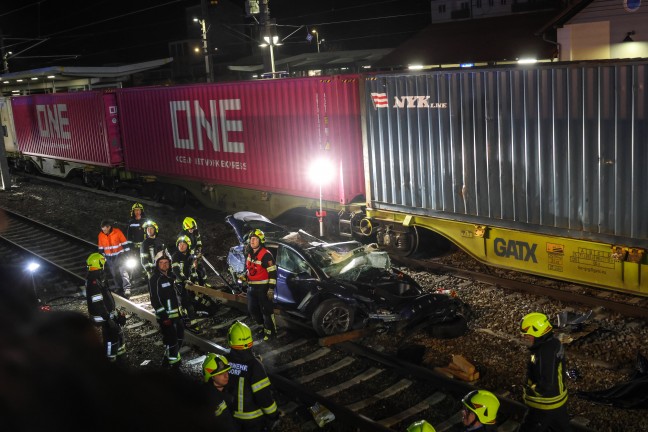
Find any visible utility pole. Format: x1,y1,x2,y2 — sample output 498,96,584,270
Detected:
200,0,213,82
0,28,8,73
259,0,279,76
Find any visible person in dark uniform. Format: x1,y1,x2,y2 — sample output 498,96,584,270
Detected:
519,312,572,432
85,253,126,362
149,251,184,369
126,202,147,281
179,216,207,285
140,220,166,281
202,352,237,432
245,229,277,341
461,390,500,431
227,321,279,431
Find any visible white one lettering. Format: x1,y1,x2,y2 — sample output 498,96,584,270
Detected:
170,99,244,154
36,104,71,139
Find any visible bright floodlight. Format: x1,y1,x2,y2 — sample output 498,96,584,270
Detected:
125,257,138,269
27,262,40,272
308,157,335,185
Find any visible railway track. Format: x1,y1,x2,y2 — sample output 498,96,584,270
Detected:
393,256,648,320
0,207,603,431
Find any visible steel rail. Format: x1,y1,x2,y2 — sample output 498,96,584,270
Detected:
394,256,648,319
0,206,227,354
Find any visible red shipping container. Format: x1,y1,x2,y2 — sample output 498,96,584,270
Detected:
11,91,122,166
116,76,365,204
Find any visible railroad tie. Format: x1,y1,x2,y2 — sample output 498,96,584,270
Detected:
317,367,384,398
296,357,355,384
377,392,446,427
271,347,330,373
346,378,412,412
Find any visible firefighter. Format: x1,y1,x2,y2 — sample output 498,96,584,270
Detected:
97,219,131,298
85,253,126,362
245,229,277,341
149,251,184,368
406,420,436,432
140,220,167,281
519,312,572,432
202,352,237,432
126,203,146,278
171,236,217,330
227,321,279,431
461,390,500,431
179,216,207,285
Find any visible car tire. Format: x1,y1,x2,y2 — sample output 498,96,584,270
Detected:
312,299,355,336
428,315,468,339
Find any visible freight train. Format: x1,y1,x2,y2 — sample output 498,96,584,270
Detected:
2,59,648,296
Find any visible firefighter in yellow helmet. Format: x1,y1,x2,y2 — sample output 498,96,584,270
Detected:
140,220,167,280
149,251,184,368
461,390,500,431
519,312,572,432
202,353,237,432
406,419,436,432
226,321,279,431
85,253,126,362
179,216,208,279
245,229,278,341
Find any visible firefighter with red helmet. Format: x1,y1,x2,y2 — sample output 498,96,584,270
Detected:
245,229,277,341
149,251,184,368
97,219,131,298
85,253,126,362
202,352,237,432
519,312,572,432
227,321,279,431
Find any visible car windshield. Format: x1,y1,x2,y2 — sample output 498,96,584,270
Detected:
305,241,391,281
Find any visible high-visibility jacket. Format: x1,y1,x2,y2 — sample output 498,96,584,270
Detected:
523,333,568,410
227,349,278,423
126,217,146,249
180,228,203,255
149,269,180,320
98,227,129,257
246,247,277,287
140,237,166,277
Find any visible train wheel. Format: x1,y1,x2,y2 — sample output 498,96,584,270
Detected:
100,175,117,192
377,225,419,257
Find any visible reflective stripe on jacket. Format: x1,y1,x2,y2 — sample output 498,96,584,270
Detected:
246,247,277,286
227,350,278,422
98,227,128,257
523,334,568,410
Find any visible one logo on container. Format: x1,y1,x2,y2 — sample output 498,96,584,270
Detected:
36,104,71,139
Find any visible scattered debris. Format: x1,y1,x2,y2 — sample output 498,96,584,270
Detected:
434,354,479,382
309,402,335,427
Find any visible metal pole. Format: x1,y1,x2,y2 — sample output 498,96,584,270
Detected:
316,32,320,53
319,183,324,237
201,20,211,82
269,44,275,74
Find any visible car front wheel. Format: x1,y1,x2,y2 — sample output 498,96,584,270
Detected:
312,299,355,336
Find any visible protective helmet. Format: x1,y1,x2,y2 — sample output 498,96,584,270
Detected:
176,235,192,248
86,253,106,271
249,229,265,244
142,220,159,236
183,217,197,230
202,352,231,382
462,390,500,425
520,312,553,337
228,321,253,350
130,202,144,217
154,250,172,266
406,420,436,432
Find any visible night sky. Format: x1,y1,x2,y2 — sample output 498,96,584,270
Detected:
0,0,430,72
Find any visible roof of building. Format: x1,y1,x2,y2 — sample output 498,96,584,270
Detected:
376,11,560,68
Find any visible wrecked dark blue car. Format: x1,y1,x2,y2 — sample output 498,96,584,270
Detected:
226,212,465,337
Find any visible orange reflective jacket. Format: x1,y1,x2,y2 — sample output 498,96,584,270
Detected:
98,227,128,257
